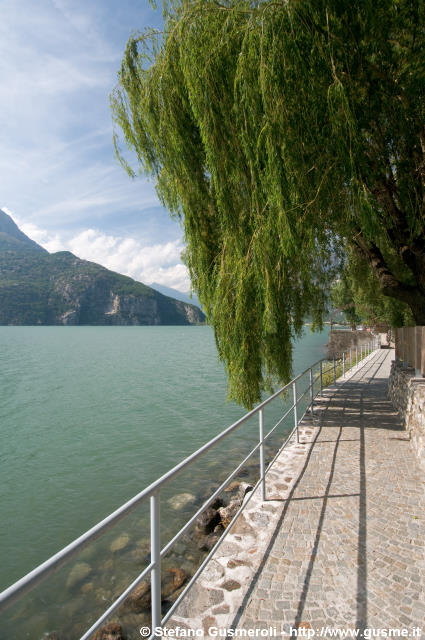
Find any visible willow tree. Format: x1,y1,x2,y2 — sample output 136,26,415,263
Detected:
111,0,425,406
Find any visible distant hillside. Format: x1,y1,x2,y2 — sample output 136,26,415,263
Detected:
0,210,47,254
0,209,205,326
150,282,201,309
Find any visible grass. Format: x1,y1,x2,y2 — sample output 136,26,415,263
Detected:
319,348,372,389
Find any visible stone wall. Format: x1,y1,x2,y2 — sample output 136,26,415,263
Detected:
327,330,375,359
388,359,425,469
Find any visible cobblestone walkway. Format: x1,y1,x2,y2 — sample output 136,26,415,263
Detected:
234,349,425,633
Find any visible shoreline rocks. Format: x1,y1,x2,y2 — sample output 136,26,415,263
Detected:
93,622,125,640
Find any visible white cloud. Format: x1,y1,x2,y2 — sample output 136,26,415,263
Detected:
1,2,187,295
19,222,66,253
19,222,191,292
0,0,165,236
2,206,17,218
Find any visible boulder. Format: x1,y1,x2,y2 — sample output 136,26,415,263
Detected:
125,581,151,612
93,623,124,640
161,567,186,600
196,507,221,534
66,562,92,590
198,532,221,552
224,480,241,493
237,482,254,501
218,502,240,526
167,493,196,510
80,582,94,594
209,497,224,510
109,534,130,553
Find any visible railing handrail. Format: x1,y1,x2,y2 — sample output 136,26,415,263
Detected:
0,337,380,639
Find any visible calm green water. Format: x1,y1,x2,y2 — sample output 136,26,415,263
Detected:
0,325,329,637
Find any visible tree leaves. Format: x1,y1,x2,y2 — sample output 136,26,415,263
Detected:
111,0,425,405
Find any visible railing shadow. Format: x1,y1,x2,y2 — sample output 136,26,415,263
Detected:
231,349,399,632
229,420,325,631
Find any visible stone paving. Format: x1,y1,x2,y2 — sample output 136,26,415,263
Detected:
232,349,425,633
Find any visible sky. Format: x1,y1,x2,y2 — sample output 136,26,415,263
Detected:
0,0,192,292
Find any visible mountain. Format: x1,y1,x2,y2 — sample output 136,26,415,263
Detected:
0,209,205,326
0,210,47,254
150,282,201,309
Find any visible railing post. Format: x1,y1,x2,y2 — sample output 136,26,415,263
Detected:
309,367,314,414
259,408,266,501
150,491,162,633
333,357,336,384
356,345,358,366
394,327,399,361
343,352,346,377
350,348,352,372
415,326,423,377
319,361,323,396
293,381,299,443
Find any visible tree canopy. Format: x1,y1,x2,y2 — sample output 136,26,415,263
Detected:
331,254,414,330
111,0,425,406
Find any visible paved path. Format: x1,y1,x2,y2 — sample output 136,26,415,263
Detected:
233,349,425,634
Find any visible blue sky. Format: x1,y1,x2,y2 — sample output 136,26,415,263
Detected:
1,0,191,291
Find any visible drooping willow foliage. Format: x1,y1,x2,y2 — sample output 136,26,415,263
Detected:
111,0,425,406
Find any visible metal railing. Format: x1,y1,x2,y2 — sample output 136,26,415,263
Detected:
0,338,379,638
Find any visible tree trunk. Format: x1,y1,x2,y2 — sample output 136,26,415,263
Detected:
352,233,425,325
404,294,425,326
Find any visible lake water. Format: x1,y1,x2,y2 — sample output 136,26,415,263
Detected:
0,325,329,637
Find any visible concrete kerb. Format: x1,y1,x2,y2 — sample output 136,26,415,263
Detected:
167,349,383,635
